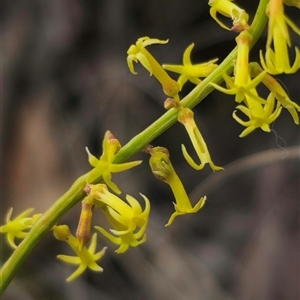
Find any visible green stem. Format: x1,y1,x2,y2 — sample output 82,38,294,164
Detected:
0,0,268,295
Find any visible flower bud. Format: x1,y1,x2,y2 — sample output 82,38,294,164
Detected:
147,146,174,182
76,201,94,250
53,225,71,241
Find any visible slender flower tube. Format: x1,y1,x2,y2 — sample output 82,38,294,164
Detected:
86,130,142,194
208,0,250,32
0,208,41,249
260,0,300,74
146,146,206,226
250,62,300,124
127,37,181,101
88,184,150,236
210,30,266,103
53,225,107,282
178,107,223,171
162,43,218,89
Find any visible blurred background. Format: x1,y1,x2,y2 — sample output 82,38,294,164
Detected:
1,0,299,299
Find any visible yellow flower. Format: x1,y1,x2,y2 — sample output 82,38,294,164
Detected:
162,43,218,89
260,0,300,74
53,225,107,282
127,36,181,101
95,206,147,254
147,146,206,226
249,62,300,124
208,0,250,32
86,130,142,194
0,208,41,249
89,184,150,236
233,92,282,137
178,107,223,171
210,30,266,103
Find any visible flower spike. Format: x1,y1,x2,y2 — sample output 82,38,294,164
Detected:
162,43,218,89
208,0,250,32
260,0,300,74
53,225,107,282
177,107,223,171
146,146,206,226
127,36,181,101
0,208,41,249
86,130,142,194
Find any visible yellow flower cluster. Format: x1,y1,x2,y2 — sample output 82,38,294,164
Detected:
2,1,299,284
0,131,150,281
50,131,150,280
50,179,151,280
127,36,223,173
127,37,219,103
208,0,299,137
123,0,299,236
